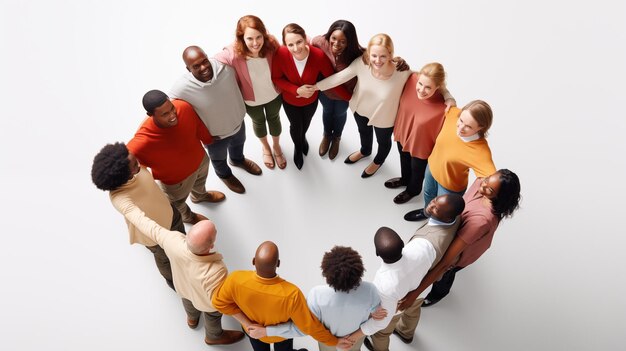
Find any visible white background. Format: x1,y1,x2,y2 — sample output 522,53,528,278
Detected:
1,1,625,350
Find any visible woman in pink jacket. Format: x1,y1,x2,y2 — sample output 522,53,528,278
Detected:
215,15,286,169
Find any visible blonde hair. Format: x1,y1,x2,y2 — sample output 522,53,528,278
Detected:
362,33,394,65
420,62,446,89
462,100,493,138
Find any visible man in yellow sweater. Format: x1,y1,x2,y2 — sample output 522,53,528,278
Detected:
212,241,350,351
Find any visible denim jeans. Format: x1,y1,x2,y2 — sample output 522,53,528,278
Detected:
423,165,466,208
205,121,247,178
319,93,348,138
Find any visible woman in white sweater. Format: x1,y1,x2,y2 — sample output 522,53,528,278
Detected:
315,33,411,178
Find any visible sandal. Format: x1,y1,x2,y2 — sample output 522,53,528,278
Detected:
274,152,287,169
263,152,275,169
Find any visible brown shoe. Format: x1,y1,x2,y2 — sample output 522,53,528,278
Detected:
204,330,245,345
329,136,341,160
229,158,262,176
221,175,245,194
185,212,208,225
190,191,226,203
319,135,331,156
187,318,199,329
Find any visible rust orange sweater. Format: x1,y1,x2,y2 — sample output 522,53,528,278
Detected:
127,99,212,185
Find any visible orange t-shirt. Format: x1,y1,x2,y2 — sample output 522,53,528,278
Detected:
127,99,212,185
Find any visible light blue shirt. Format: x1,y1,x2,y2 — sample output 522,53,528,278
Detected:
266,281,381,338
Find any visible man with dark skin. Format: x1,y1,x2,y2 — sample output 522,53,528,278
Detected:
362,194,464,351
127,90,225,224
212,241,353,351
170,46,261,194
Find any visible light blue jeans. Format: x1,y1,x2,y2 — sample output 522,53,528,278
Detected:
423,165,466,208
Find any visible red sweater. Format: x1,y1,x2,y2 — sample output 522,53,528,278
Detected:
271,45,351,106
127,99,213,185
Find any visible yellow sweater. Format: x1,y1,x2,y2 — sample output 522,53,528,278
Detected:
212,271,338,345
428,107,496,191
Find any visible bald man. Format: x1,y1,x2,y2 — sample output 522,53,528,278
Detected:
212,241,346,351
362,194,465,351
170,45,261,195
124,210,244,346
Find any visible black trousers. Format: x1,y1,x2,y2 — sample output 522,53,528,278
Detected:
425,266,464,301
354,112,393,165
248,335,295,351
283,100,318,154
397,142,428,196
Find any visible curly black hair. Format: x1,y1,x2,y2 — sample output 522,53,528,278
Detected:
492,169,521,219
320,246,364,293
91,142,131,191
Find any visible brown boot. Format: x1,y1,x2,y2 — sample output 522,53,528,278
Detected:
329,136,341,160
319,134,331,157
204,330,245,345
221,175,245,194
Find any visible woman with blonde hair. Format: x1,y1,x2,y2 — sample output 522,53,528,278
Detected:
315,33,412,178
386,62,453,204
404,99,496,221
215,15,287,169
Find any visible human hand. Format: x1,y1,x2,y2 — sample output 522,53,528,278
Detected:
370,306,388,320
397,290,419,311
393,56,410,72
336,336,355,350
296,85,316,98
444,99,456,113
246,324,267,339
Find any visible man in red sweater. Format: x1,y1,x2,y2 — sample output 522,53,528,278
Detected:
127,90,225,224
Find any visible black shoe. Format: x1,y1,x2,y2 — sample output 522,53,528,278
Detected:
393,329,413,344
422,298,441,307
303,139,309,156
363,337,374,351
404,208,427,221
294,152,304,170
361,163,381,178
393,191,415,204
344,151,366,164
384,177,406,189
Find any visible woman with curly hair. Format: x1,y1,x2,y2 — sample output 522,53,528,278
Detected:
215,15,287,169
398,169,521,313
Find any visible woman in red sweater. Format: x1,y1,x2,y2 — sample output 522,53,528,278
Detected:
271,23,351,170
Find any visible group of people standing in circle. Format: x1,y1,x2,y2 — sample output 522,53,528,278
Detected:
91,14,523,351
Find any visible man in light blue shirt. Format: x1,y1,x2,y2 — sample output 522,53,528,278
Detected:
247,246,385,351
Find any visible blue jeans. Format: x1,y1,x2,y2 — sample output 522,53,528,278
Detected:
423,165,466,208
319,93,348,138
205,121,246,178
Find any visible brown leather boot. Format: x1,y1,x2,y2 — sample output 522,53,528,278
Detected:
319,134,331,157
329,136,341,160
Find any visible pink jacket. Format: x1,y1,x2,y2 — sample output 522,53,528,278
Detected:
214,43,278,102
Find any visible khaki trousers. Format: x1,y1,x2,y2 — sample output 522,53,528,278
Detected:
370,298,424,351
318,335,364,351
158,155,209,223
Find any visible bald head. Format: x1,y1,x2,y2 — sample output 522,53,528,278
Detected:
186,220,217,256
182,45,213,82
374,226,404,264
253,241,280,278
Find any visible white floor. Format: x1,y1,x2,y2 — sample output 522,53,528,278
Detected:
2,1,625,350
